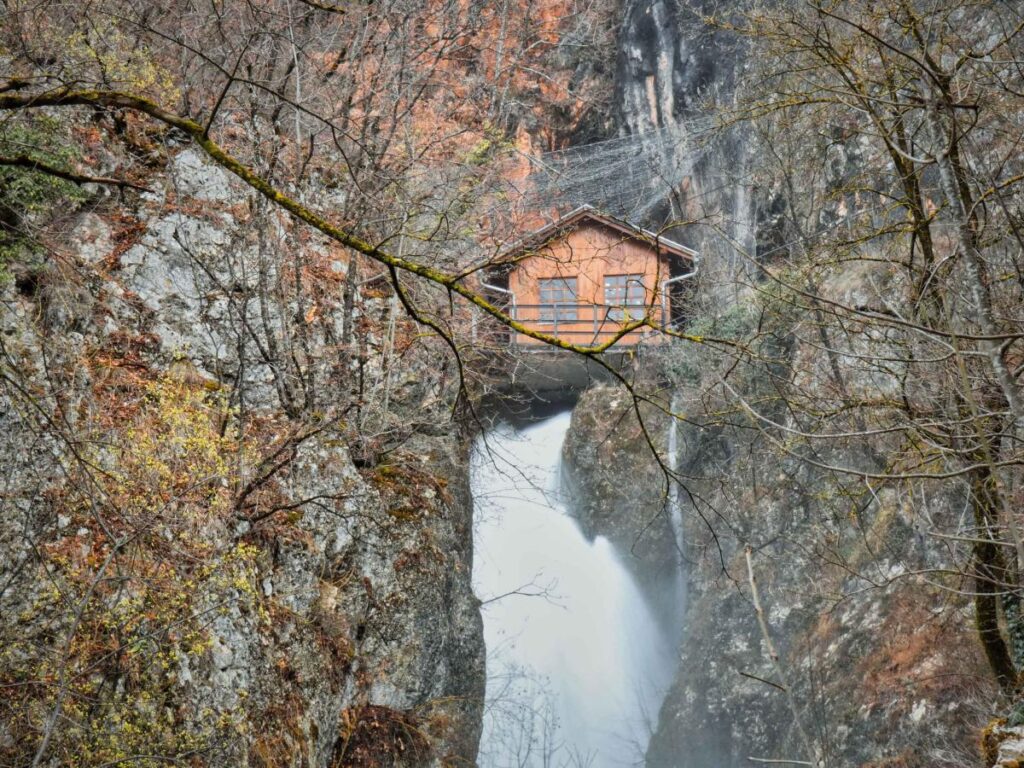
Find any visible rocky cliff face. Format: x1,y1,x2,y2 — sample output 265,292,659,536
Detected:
595,9,996,763
616,0,733,133
0,151,483,766
642,393,988,768
560,271,993,767
613,0,753,256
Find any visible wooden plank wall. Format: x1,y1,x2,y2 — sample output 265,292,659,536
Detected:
507,221,672,346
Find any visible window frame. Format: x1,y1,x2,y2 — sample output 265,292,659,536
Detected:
604,273,647,321
538,276,579,323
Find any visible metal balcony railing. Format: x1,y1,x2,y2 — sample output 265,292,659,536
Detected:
508,302,668,346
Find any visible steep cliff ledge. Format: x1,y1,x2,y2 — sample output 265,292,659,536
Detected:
0,150,483,766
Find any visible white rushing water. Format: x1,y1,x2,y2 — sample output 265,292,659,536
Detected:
665,394,688,619
472,411,676,768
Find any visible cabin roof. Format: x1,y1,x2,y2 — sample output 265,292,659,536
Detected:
496,205,698,264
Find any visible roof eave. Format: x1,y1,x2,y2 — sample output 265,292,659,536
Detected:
493,206,699,265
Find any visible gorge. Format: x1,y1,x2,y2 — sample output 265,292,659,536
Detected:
2,1,1024,767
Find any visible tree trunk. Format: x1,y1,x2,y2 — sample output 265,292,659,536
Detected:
970,468,1019,693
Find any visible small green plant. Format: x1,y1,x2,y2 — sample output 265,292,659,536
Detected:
463,124,514,167
663,301,761,384
688,301,759,342
0,114,88,282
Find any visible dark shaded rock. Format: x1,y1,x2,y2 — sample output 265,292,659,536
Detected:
561,384,679,606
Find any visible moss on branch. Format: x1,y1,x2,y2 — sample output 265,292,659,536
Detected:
0,87,724,356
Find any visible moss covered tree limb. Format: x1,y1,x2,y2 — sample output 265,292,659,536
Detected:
0,154,151,191
0,87,725,356
970,467,1020,694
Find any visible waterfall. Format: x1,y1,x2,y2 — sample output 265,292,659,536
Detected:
472,412,675,767
665,394,687,620
666,395,683,555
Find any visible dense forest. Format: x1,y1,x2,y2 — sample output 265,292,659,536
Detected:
3,1,1024,766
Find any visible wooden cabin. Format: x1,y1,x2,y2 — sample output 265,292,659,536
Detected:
487,206,697,348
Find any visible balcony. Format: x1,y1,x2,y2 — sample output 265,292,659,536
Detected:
507,302,670,348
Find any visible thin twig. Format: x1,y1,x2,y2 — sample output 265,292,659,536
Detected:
0,154,150,191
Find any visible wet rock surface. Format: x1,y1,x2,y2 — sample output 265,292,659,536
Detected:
561,384,678,601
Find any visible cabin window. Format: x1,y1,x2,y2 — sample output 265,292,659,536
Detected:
538,277,578,322
604,274,646,320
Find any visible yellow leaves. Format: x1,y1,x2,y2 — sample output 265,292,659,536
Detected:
14,524,264,764
64,22,179,106
96,376,237,526
2,373,271,763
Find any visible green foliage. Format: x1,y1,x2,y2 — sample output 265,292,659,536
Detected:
1007,701,1024,728
664,301,762,384
64,23,180,103
688,300,760,342
0,114,88,281
463,124,514,167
